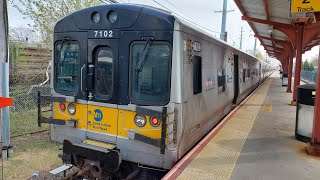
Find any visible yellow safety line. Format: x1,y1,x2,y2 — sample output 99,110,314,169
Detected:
177,78,273,180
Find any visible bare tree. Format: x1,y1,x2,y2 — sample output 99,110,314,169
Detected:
10,0,103,44
9,26,42,42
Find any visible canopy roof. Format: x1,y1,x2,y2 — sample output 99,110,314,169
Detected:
234,0,320,63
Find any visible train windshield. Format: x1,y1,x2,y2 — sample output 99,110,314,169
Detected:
54,41,80,93
130,42,171,105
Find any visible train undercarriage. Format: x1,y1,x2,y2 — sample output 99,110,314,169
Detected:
52,140,166,180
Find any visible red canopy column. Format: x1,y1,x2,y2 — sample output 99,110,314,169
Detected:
292,23,320,103
291,25,304,104
307,43,320,156
286,52,293,93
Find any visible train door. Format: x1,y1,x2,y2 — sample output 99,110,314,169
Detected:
233,54,239,104
86,39,119,143
259,63,262,83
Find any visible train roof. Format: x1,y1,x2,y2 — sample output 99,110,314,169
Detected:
172,14,265,62
54,3,273,67
54,4,175,32
165,6,273,67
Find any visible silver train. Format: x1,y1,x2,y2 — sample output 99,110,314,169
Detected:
38,4,273,179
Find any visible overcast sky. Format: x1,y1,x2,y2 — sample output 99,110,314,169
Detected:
8,0,319,64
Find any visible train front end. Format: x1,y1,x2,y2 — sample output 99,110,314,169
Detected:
38,4,179,179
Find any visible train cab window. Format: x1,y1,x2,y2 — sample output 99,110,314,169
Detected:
95,48,113,97
130,42,171,105
193,56,202,95
218,69,225,93
54,41,80,93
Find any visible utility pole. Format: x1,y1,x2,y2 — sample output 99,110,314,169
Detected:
220,0,227,41
240,27,243,49
0,0,11,159
253,37,257,56
215,0,234,41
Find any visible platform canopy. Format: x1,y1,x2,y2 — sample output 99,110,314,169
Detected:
234,0,320,67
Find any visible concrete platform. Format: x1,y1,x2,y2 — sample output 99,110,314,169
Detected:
163,73,320,180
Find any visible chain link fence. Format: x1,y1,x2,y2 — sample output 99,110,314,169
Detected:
10,84,51,136
301,70,317,83
9,41,52,137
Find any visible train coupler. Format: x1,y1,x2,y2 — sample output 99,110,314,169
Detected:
62,140,121,178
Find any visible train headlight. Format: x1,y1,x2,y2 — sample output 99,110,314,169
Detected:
150,117,161,127
68,103,76,115
134,114,146,127
107,11,117,23
91,12,101,23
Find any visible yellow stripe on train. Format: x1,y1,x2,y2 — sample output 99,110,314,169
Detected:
52,102,161,139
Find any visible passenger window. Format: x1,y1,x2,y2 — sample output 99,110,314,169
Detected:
243,69,246,82
247,69,251,78
218,69,225,93
95,48,113,97
193,56,202,94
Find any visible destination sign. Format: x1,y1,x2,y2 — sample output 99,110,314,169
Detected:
291,0,320,13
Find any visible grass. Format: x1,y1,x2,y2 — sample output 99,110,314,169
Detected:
4,97,60,179
0,132,61,179
10,109,50,136
4,98,65,179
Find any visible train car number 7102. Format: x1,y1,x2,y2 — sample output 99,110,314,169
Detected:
94,30,113,38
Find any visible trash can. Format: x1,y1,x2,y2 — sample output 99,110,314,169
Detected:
280,70,283,79
295,84,316,142
282,73,288,87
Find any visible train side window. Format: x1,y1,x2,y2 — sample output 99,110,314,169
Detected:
243,69,246,82
95,48,113,97
247,69,251,78
193,56,202,94
218,69,225,93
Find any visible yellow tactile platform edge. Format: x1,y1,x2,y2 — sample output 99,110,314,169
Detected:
177,78,273,180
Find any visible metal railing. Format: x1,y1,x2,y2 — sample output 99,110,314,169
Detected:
301,70,317,83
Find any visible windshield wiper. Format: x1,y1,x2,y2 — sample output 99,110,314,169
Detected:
61,43,71,65
135,38,153,72
60,38,72,66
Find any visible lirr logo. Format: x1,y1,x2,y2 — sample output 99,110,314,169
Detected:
94,109,103,122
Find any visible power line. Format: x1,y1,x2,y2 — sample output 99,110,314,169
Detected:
101,0,225,39
163,0,181,11
100,0,126,4
164,0,219,34
117,0,126,3
100,0,113,4
228,35,240,48
151,0,220,35
240,26,243,49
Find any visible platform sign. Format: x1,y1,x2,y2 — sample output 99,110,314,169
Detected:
291,0,320,13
